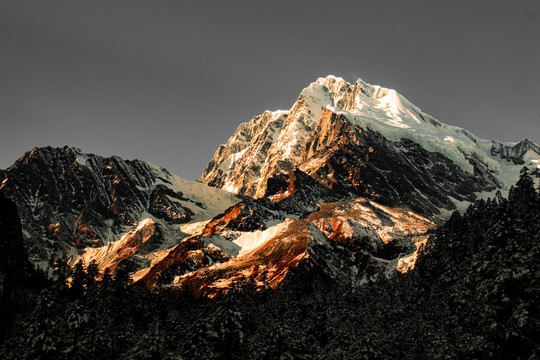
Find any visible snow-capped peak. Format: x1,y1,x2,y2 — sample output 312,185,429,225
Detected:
201,75,540,212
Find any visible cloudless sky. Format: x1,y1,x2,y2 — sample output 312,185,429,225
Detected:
1,0,539,180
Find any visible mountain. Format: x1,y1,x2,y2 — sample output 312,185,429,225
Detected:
0,146,241,272
201,75,540,216
2,76,540,359
0,145,437,296
182,75,540,295
2,76,539,297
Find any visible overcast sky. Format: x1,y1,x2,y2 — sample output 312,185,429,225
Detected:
1,0,539,180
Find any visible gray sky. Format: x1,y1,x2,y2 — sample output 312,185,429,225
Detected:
1,0,539,180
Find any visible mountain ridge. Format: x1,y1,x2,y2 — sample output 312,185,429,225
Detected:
1,75,539,296
0,145,240,271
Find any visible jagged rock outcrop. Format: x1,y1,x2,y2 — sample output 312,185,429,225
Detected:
200,169,345,237
490,139,540,165
78,218,163,274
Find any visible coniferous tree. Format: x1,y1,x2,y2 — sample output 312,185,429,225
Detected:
113,266,132,294
509,166,537,210
86,259,100,294
100,267,113,295
71,260,86,297
52,257,71,290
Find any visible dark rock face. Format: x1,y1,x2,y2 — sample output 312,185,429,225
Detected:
264,169,348,213
202,200,274,236
300,109,500,215
0,193,34,284
0,146,235,267
202,169,344,237
0,193,42,337
490,139,540,165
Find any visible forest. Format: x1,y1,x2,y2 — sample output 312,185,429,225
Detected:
1,168,539,359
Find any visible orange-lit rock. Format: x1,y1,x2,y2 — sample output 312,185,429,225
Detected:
137,197,436,298
77,218,161,274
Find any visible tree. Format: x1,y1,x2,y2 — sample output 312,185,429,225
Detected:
100,267,113,295
71,260,87,297
509,167,537,208
113,266,132,293
494,190,505,205
86,259,100,294
52,257,71,290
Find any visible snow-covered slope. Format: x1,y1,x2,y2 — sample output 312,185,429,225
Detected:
201,76,540,215
0,146,240,270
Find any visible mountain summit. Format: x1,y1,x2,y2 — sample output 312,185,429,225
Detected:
201,75,540,215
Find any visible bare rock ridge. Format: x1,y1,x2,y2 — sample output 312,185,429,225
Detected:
201,75,540,216
491,138,540,165
0,146,240,270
